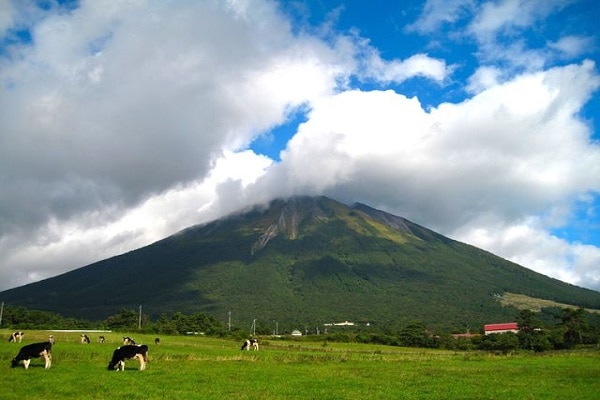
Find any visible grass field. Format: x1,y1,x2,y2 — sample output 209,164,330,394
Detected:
500,292,600,313
1,330,598,399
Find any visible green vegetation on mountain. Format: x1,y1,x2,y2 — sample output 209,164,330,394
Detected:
1,196,599,332
500,292,600,313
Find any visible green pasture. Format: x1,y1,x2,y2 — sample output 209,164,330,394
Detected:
1,330,598,399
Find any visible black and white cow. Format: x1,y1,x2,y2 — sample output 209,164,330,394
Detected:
81,334,91,344
241,338,259,351
107,344,149,371
9,331,24,343
98,335,106,343
11,342,52,369
122,336,136,345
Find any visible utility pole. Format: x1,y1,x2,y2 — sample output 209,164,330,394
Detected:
228,309,232,331
138,305,142,330
0,302,4,328
251,319,256,336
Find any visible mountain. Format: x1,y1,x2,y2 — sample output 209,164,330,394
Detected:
2,196,599,331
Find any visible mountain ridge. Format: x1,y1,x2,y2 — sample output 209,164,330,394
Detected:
1,195,599,331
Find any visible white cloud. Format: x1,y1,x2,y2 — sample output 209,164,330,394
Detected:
0,1,13,35
466,65,502,93
469,0,567,41
466,0,576,72
548,35,595,59
0,0,342,237
412,0,583,74
365,53,451,83
465,231,599,293
331,33,453,85
452,217,600,290
406,0,475,33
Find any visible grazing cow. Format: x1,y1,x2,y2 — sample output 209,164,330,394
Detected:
107,344,149,371
99,335,106,343
154,337,160,345
81,334,91,344
123,336,136,345
9,331,24,343
241,338,259,351
11,342,52,369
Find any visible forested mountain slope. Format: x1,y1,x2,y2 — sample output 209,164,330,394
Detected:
2,196,599,331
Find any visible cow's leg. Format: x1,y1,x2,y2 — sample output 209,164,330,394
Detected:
42,350,51,369
137,354,146,370
23,359,30,369
117,360,125,371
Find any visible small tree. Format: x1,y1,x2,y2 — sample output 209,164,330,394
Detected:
397,322,430,348
516,309,549,351
478,332,519,354
155,314,178,334
561,307,588,348
105,308,140,331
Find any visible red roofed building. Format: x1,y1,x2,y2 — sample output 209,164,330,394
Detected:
484,322,519,335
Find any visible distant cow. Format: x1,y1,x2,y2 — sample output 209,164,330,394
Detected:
48,335,55,345
123,336,136,345
241,338,258,351
99,335,106,343
107,344,149,371
81,334,91,344
9,331,24,343
154,337,160,345
11,342,52,369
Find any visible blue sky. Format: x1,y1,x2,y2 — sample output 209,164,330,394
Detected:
255,0,600,154
0,0,599,293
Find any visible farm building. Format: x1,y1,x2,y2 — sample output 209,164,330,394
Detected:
484,322,519,335
291,329,302,336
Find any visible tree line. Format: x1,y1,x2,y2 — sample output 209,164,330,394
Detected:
1,304,599,351
0,305,237,338
320,307,599,352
